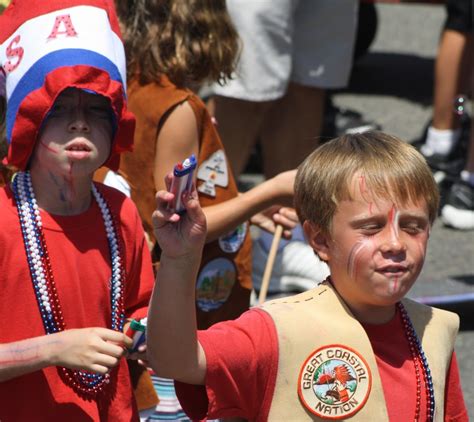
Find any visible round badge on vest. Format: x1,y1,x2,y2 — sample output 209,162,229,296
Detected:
298,344,372,420
218,222,247,253
196,257,236,312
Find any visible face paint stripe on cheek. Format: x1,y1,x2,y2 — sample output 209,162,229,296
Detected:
39,140,59,154
347,241,369,281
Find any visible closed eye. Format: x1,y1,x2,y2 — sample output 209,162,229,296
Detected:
359,224,383,236
88,105,110,115
401,223,425,234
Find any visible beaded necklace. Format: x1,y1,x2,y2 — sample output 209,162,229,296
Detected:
325,277,435,420
12,170,125,398
397,302,435,421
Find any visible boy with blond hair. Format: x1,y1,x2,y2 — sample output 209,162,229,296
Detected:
147,132,467,421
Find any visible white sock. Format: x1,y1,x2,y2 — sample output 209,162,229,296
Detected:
460,170,474,187
420,127,461,156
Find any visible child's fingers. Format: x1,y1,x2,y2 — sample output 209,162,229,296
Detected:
155,190,175,209
94,328,132,348
273,208,299,230
95,353,120,369
101,341,128,358
182,189,206,226
278,207,298,223
89,363,111,375
164,172,173,191
137,359,148,367
153,191,181,226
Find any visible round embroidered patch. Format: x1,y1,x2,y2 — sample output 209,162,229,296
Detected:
218,222,247,253
196,258,236,312
298,344,371,420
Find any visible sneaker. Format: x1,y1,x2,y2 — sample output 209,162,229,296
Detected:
252,230,330,297
441,180,474,230
413,117,471,185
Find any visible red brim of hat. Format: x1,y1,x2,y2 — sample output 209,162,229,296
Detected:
7,65,134,171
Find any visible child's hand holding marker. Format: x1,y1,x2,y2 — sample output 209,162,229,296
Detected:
152,155,207,260
125,318,148,366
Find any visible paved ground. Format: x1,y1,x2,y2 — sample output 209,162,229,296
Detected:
333,3,473,415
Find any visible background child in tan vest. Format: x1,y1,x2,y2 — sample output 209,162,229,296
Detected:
147,131,468,421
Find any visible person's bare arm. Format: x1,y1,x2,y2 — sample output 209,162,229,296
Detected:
147,184,207,385
203,170,297,241
0,328,132,382
153,102,297,242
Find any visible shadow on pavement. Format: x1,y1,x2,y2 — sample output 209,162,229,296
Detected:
348,52,435,105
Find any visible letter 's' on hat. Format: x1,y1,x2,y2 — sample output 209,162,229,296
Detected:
0,0,135,170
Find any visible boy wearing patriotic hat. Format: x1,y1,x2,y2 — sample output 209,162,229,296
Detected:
148,132,468,421
0,1,154,419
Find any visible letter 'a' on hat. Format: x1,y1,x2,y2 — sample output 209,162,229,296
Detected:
0,0,135,171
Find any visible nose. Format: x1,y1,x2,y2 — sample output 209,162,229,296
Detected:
379,226,406,255
68,108,90,133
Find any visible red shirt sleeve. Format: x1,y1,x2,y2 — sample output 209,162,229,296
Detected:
444,352,469,421
175,308,278,421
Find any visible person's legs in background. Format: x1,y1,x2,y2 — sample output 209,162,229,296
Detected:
208,97,273,179
419,0,473,188
420,29,471,159
260,82,325,178
210,0,358,299
441,79,474,230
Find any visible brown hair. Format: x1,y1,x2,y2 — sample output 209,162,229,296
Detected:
294,132,440,234
116,0,240,88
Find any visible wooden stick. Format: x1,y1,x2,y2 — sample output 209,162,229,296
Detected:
258,224,284,304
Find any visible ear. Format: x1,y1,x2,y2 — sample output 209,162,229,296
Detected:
303,220,331,262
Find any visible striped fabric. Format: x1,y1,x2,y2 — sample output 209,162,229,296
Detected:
144,374,189,421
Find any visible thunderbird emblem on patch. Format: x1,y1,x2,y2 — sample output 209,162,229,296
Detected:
298,344,371,420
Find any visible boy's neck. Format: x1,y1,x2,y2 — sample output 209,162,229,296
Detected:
346,302,396,325
28,168,94,216
327,278,397,324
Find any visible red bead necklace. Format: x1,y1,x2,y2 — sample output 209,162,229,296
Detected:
398,302,435,421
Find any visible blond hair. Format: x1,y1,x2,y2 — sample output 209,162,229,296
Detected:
116,0,239,88
295,132,439,234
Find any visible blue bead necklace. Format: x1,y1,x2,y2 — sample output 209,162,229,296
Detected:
12,171,125,398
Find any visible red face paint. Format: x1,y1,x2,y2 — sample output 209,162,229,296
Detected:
39,140,59,154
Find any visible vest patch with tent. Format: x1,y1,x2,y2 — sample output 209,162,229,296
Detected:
197,149,228,197
298,344,371,420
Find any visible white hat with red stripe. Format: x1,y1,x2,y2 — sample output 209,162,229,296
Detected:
0,0,134,170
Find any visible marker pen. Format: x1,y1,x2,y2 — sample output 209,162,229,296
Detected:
168,154,197,213
125,318,147,353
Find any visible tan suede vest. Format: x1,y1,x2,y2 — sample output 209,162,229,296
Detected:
261,282,459,421
120,76,252,329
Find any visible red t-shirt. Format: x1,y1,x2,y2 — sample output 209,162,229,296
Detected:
176,308,468,421
0,184,155,421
